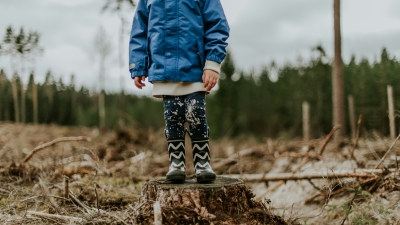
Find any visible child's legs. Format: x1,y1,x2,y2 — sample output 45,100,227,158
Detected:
163,96,186,140
185,92,209,141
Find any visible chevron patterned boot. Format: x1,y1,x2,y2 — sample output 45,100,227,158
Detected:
166,139,186,183
192,140,216,183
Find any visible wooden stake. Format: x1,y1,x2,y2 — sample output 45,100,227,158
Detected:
303,101,310,141
348,95,356,139
64,176,69,200
387,85,396,139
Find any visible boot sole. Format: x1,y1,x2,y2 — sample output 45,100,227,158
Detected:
166,171,186,183
196,172,216,184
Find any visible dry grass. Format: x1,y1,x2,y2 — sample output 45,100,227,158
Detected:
0,122,399,224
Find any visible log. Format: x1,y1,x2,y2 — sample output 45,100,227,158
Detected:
135,176,287,225
225,168,397,182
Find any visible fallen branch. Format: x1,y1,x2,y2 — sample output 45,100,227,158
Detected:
225,168,397,182
22,136,91,163
318,125,341,156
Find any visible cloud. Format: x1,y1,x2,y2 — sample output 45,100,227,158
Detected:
42,0,94,7
225,0,332,70
222,0,400,71
1,0,399,93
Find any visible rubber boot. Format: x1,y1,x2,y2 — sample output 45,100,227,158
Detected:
192,140,216,183
166,139,186,183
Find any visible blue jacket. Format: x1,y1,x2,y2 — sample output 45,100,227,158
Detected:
129,0,230,83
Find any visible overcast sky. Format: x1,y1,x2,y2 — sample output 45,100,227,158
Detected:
1,0,400,93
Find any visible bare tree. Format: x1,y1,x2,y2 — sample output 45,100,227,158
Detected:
94,26,112,129
102,0,135,12
332,0,345,139
102,0,136,127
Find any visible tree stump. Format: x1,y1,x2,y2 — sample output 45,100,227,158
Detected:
135,176,288,225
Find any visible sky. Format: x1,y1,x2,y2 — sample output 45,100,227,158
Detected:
1,0,400,94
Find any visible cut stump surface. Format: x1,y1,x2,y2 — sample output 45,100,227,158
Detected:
135,176,288,225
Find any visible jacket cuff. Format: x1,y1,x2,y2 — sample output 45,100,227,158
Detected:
130,70,148,79
204,60,221,74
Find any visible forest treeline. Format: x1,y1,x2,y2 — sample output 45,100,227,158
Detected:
1,46,399,139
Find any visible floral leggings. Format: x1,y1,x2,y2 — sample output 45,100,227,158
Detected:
163,92,209,141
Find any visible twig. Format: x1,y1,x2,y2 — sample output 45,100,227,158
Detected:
365,140,381,160
69,191,95,214
39,178,59,210
340,188,359,225
307,179,323,192
375,133,400,169
27,210,84,223
23,136,91,163
95,184,99,212
318,125,341,156
256,148,319,201
0,187,10,194
305,176,379,204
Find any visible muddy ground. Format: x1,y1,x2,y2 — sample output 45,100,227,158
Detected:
0,122,399,224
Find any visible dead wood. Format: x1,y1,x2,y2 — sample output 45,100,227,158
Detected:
22,136,91,163
136,176,288,225
68,190,97,214
226,168,396,182
318,125,341,156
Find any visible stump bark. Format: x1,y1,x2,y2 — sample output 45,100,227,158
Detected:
136,176,288,225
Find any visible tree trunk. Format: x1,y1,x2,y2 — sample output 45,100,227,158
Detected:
21,84,26,123
98,91,105,129
332,0,345,139
32,82,38,124
11,77,20,123
135,176,287,225
348,95,355,139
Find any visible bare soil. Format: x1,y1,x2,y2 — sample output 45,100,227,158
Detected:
0,122,399,224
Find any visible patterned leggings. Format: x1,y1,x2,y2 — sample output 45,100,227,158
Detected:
163,91,209,141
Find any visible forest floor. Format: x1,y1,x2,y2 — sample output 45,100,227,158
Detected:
0,122,399,224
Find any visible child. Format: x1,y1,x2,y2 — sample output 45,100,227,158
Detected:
129,0,229,183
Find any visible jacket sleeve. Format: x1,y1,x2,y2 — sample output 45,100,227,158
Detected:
128,0,149,78
202,0,230,64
